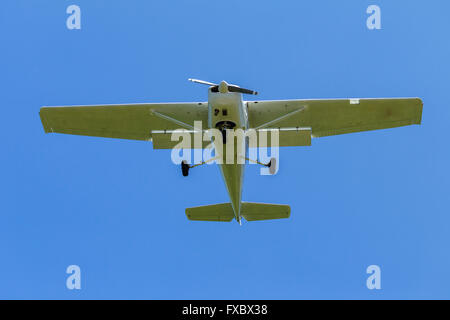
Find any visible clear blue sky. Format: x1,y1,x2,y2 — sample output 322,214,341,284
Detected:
1,0,449,299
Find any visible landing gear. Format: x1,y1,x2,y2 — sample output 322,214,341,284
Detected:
221,129,227,144
181,160,190,177
181,157,219,177
244,157,278,175
215,121,236,145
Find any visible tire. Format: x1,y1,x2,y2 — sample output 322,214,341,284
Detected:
181,160,189,177
268,157,277,175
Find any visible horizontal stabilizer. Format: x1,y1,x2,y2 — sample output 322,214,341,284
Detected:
241,202,290,221
185,203,234,222
185,202,290,222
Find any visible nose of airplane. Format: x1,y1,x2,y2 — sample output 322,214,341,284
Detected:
218,81,229,94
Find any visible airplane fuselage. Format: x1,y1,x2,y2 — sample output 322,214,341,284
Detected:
208,86,247,223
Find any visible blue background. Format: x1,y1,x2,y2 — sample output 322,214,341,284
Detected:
1,0,449,299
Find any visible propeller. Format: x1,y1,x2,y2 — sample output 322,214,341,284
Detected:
188,78,217,86
188,78,258,95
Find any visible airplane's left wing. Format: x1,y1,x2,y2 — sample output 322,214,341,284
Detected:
40,102,209,144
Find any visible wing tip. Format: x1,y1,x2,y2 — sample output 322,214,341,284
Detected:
414,97,424,125
39,109,52,133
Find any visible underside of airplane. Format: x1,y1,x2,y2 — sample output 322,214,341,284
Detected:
39,79,423,224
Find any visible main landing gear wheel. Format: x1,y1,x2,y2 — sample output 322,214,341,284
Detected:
181,160,190,177
268,157,277,175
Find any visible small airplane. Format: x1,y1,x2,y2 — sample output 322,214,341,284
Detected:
39,79,423,224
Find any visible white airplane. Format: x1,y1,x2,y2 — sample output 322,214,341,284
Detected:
40,79,423,224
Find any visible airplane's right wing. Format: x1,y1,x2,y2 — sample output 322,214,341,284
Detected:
247,98,423,145
40,102,209,147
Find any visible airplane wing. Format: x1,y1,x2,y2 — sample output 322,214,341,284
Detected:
40,102,209,146
247,98,423,145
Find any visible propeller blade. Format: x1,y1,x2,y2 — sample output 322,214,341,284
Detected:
189,79,258,95
228,86,258,95
188,78,218,86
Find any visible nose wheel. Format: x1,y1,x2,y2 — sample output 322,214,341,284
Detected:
215,121,236,145
221,129,227,144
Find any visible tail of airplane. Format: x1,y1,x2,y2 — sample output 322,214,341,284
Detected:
185,202,290,223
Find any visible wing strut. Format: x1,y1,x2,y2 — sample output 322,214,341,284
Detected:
150,110,196,130
253,107,305,130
